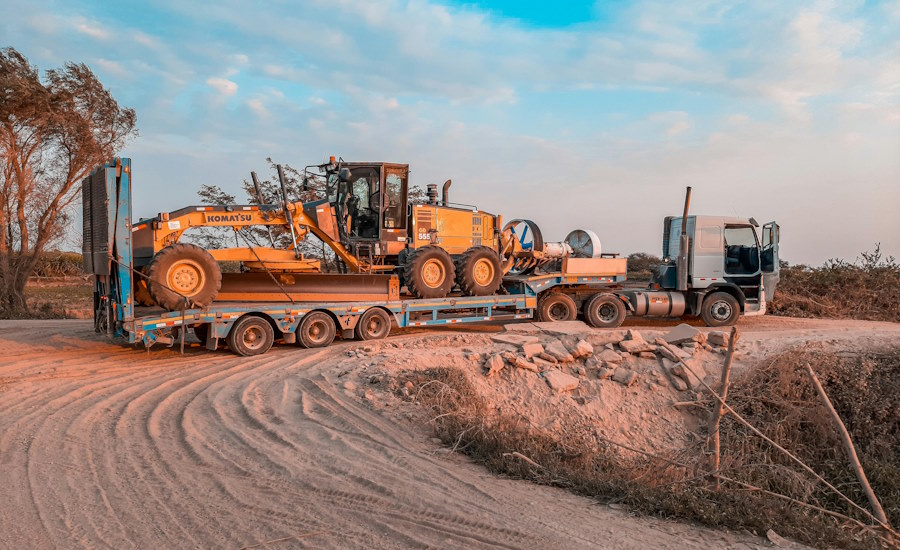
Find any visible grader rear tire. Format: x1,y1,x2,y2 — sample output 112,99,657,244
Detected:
147,243,222,310
455,247,502,296
403,246,455,299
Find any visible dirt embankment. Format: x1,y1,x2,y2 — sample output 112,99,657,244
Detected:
0,316,897,548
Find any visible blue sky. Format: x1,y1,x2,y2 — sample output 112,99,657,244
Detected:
3,0,899,264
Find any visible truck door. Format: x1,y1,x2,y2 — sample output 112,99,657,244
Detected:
760,221,780,301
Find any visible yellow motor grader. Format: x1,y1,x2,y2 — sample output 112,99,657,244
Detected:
131,157,606,310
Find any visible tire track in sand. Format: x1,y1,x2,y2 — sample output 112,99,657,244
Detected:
0,320,764,549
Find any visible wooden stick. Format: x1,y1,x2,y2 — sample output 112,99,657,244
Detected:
804,362,890,527
503,451,544,469
706,327,739,490
678,357,896,533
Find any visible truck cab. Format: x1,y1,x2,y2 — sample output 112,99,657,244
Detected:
655,215,780,323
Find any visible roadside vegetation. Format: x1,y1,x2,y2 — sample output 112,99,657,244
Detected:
408,346,900,549
770,244,900,323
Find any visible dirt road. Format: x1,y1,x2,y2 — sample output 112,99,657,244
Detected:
1,317,896,549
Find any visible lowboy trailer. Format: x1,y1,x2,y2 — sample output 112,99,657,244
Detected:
82,159,779,357
83,158,630,356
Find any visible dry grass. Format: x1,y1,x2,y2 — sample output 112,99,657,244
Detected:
771,245,900,322
404,349,900,549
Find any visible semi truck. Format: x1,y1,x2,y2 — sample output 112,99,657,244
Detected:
82,158,780,356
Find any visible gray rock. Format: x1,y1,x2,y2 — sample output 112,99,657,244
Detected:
522,342,545,358
491,334,539,346
532,356,557,369
620,339,655,354
662,323,701,345
513,356,539,372
612,367,639,387
545,340,575,363
597,349,623,363
597,367,615,380
572,339,594,359
485,354,506,377
537,352,559,364
708,331,731,347
542,369,580,392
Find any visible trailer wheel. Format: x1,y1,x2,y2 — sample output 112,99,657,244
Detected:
297,311,336,348
147,243,222,310
537,293,577,322
355,308,392,341
403,246,455,299
583,293,626,328
227,316,274,356
455,246,502,296
700,292,740,327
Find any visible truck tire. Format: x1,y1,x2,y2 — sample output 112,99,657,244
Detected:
147,243,222,310
227,316,274,356
355,308,392,341
583,293,626,328
297,311,336,348
700,292,740,327
537,293,577,322
455,246,502,296
403,246,455,299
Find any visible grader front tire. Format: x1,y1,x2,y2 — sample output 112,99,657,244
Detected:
147,243,222,310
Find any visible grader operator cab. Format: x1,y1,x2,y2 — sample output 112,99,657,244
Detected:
130,156,618,310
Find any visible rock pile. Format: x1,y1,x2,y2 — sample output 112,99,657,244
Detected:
483,322,735,395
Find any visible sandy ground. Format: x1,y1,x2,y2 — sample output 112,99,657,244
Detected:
0,316,898,549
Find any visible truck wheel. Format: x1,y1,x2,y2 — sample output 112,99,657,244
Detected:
403,246,455,299
355,308,391,341
537,293,577,322
584,293,626,328
455,247,502,296
297,311,336,348
701,292,740,327
227,316,274,356
147,243,222,310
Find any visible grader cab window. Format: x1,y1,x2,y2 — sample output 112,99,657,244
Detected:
383,168,407,229
344,167,380,239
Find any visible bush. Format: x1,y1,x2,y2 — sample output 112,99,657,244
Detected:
771,244,900,322
627,252,662,281
31,251,85,277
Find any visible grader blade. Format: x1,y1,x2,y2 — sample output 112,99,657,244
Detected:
216,272,400,303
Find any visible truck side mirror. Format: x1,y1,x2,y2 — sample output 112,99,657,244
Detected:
338,167,351,183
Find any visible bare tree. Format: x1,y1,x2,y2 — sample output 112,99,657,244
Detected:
0,48,137,315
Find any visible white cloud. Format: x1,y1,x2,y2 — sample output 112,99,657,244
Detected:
246,98,267,117
206,77,238,96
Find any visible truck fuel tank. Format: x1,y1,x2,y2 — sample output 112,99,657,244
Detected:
620,290,686,317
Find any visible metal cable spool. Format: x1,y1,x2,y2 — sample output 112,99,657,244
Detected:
501,219,544,275
564,229,602,258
